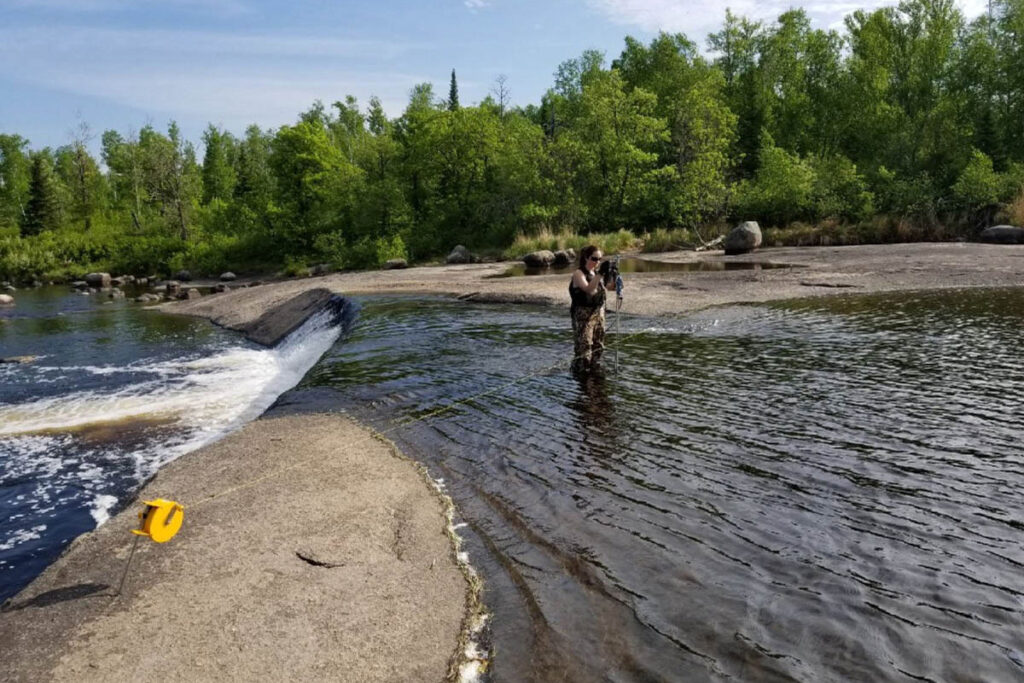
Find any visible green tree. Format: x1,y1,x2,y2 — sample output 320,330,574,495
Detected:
0,134,31,230
616,33,737,226
54,133,105,231
269,118,363,250
552,69,669,229
733,133,816,225
952,149,1001,208
22,152,61,236
201,125,238,204
139,122,201,240
448,69,460,111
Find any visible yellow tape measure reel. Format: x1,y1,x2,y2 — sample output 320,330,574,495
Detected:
133,498,184,543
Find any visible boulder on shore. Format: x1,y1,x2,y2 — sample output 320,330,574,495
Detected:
165,281,181,296
213,284,230,293
179,288,202,301
384,259,408,270
724,221,763,255
174,270,192,282
446,245,472,264
219,271,237,282
523,250,556,267
979,225,1024,244
553,249,576,267
85,272,111,289
0,294,14,306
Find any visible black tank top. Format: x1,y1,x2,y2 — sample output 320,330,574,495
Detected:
569,269,606,312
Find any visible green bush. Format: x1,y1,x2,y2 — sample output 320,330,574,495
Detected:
733,137,815,226
810,155,874,222
952,150,1001,209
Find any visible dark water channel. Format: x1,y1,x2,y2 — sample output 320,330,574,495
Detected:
279,289,1024,682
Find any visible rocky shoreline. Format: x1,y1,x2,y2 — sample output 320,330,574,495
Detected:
167,242,1024,335
0,415,476,682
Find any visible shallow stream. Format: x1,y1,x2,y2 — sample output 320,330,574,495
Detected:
278,289,1024,682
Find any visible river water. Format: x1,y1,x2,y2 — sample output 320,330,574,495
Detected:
2,286,1023,682
277,290,1024,682
0,287,346,602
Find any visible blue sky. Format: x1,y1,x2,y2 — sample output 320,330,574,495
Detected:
1,0,986,153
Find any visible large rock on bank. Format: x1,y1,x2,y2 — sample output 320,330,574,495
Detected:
85,272,111,289
979,225,1024,244
553,249,576,267
0,294,14,306
446,245,472,264
523,250,556,267
724,221,763,255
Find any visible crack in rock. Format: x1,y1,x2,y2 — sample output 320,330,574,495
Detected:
295,551,344,569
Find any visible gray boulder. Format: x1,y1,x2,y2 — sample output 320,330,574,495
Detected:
310,263,330,276
979,225,1024,244
136,277,148,287
165,281,181,296
553,250,573,267
3,284,15,292
178,288,202,300
174,270,192,282
219,271,237,281
724,221,763,255
523,250,556,267
85,272,111,288
384,258,408,270
71,281,87,290
108,288,125,299
110,277,124,287
0,294,13,306
446,245,472,264
213,283,230,293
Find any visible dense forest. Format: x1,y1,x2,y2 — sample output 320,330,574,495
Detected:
2,0,1024,282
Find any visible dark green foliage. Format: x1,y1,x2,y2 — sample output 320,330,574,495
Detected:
22,153,61,236
448,69,460,111
0,135,31,230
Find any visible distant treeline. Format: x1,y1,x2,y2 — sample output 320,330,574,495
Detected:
2,0,1024,282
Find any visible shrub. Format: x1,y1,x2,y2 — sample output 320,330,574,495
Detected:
732,137,815,226
952,150,1001,209
810,155,874,222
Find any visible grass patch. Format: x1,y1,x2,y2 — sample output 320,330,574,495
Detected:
502,228,638,260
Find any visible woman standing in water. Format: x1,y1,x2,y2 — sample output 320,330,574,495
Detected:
569,245,614,373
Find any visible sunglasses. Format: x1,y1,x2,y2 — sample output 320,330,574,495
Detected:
588,256,601,262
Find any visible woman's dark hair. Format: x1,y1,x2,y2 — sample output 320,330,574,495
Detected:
578,245,601,270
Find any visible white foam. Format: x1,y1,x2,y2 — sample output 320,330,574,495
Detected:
0,307,342,442
89,494,119,526
0,525,46,552
0,306,345,541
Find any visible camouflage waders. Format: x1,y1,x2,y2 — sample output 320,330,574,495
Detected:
571,305,605,373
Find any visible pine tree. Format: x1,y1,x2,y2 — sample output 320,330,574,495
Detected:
21,153,60,236
448,69,460,111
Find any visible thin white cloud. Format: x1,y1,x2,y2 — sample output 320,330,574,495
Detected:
465,0,490,9
586,0,989,41
4,0,251,15
0,24,432,131
0,26,422,61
